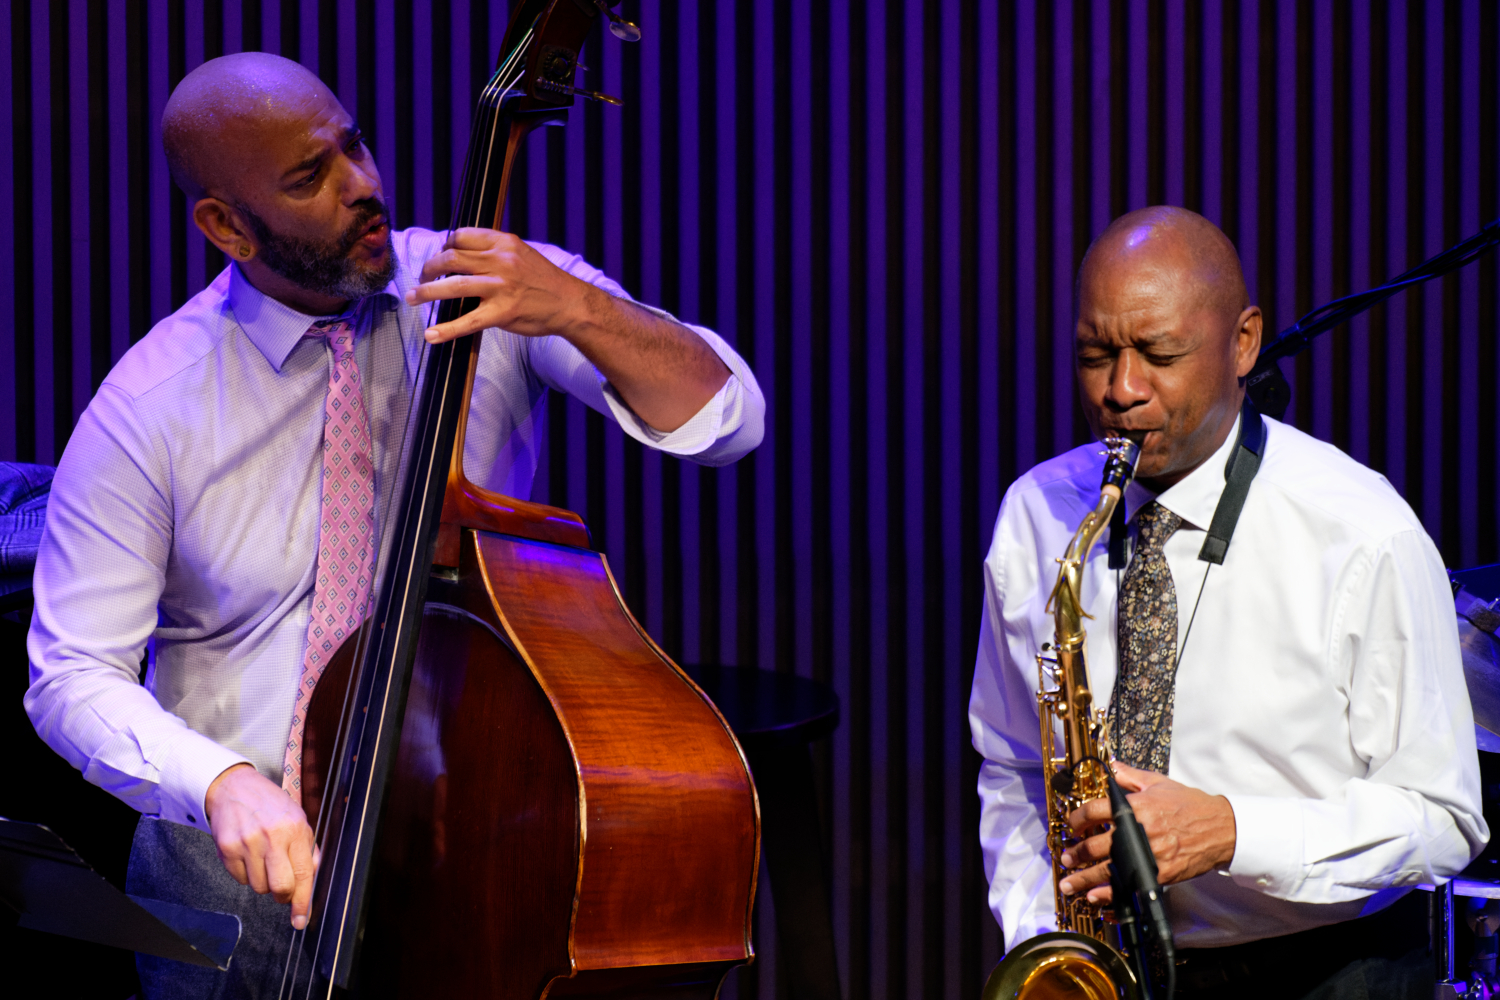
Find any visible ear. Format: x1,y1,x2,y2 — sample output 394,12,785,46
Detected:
193,197,257,262
1233,305,1262,378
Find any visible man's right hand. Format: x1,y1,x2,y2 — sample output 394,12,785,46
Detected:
204,763,319,929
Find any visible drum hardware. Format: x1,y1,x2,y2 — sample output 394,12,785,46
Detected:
1434,565,1500,999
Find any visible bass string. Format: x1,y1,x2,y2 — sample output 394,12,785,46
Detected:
302,18,537,850
276,28,540,1000
275,304,438,1000
318,18,535,777
302,22,534,856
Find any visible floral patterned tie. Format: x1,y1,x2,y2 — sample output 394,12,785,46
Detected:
1108,500,1183,774
282,320,376,800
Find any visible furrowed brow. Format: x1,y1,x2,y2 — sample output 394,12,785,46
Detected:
281,124,362,181
1132,330,1176,348
1076,327,1176,353
282,149,327,180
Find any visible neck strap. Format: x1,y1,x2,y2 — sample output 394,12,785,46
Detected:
1197,398,1266,564
1106,397,1267,570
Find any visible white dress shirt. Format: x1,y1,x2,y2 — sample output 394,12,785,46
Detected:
969,414,1487,950
26,227,764,836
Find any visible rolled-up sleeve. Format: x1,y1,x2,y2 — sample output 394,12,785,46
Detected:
25,386,249,833
525,243,764,467
1224,529,1487,900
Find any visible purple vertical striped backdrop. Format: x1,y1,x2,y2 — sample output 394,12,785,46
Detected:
2,2,1498,997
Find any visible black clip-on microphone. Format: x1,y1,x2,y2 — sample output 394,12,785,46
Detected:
1107,768,1176,1000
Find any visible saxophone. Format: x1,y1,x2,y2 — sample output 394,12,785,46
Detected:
982,434,1145,1000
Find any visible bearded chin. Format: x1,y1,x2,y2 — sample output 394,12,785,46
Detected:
239,203,396,302
287,248,396,301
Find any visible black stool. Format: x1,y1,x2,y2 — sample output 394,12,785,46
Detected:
684,665,841,1000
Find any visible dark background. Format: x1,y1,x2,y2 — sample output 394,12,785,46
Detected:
1,1,1498,998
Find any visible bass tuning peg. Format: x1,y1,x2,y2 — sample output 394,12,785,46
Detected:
578,88,624,106
593,0,642,42
535,77,625,106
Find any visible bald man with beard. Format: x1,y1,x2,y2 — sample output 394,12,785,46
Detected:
969,207,1486,998
25,53,763,999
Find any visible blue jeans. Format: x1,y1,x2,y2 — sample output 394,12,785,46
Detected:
126,816,317,1000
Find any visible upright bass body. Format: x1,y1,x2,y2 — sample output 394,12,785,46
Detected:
304,498,759,999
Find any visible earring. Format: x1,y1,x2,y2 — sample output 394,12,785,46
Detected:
239,246,251,258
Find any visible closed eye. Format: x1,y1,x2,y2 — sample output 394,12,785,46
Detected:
283,127,364,191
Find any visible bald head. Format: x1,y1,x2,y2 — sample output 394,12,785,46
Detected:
162,52,334,201
1073,206,1262,490
1078,206,1248,322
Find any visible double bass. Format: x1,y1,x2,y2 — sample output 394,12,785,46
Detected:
286,4,760,996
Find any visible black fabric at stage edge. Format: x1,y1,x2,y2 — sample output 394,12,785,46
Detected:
0,604,142,998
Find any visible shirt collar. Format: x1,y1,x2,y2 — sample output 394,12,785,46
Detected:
227,262,402,372
1122,413,1243,531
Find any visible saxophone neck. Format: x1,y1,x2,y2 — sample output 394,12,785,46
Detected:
1048,435,1143,639
1051,501,1110,638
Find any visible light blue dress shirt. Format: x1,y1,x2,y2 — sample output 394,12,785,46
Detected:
26,227,763,834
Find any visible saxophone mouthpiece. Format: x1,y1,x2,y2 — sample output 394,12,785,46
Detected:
1100,434,1144,492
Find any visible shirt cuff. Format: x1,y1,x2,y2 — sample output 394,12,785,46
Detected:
597,324,738,457
1224,793,1306,897
156,727,254,835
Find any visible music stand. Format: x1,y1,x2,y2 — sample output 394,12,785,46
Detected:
0,817,240,970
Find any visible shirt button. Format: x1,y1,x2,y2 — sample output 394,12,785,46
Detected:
1256,877,1270,887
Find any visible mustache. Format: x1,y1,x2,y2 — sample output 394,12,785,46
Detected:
333,201,389,254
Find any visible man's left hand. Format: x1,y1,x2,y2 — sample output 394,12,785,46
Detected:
1057,761,1237,906
407,228,594,343
404,227,730,433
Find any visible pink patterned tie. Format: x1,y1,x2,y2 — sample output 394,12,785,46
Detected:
283,320,376,799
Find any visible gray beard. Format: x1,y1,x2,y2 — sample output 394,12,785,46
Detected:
238,199,396,302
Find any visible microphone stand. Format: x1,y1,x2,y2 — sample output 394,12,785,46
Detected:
1108,770,1176,1000
1112,870,1157,1000
1247,215,1500,420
